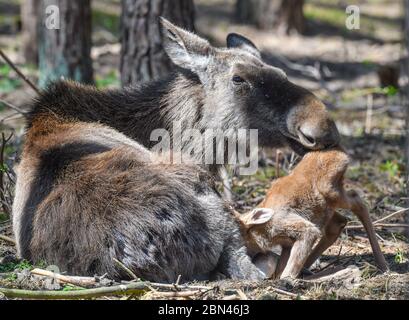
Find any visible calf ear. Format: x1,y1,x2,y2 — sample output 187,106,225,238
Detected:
227,33,261,58
241,208,273,227
160,17,212,73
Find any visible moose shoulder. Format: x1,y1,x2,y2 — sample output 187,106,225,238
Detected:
13,116,267,282
28,18,339,166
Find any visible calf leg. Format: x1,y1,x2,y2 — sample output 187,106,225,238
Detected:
279,216,321,279
342,190,389,272
303,211,348,270
274,246,291,279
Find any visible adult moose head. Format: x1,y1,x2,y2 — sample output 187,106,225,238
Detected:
30,18,339,174
159,17,339,155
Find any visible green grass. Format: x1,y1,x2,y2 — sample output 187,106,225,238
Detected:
92,9,120,37
394,249,406,264
0,212,8,223
0,260,33,273
305,4,348,29
379,160,403,178
0,64,22,94
96,70,120,89
341,86,399,102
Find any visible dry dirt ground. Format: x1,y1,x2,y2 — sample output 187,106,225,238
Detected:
0,0,408,300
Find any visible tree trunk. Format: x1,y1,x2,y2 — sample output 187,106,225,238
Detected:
236,0,305,34
404,0,409,237
120,0,195,86
38,0,93,88
21,0,40,65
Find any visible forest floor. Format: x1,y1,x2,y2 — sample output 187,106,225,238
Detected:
0,0,408,300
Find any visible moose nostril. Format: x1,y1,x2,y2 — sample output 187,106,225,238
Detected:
301,131,315,144
297,127,317,148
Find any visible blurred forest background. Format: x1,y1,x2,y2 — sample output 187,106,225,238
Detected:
0,0,408,299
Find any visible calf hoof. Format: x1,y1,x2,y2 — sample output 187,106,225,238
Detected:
279,276,299,288
300,267,314,277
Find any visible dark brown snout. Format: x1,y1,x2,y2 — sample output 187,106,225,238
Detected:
297,118,340,150
286,94,340,151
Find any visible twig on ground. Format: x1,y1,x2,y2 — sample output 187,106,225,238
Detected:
0,49,40,95
373,208,409,225
236,288,248,300
113,258,138,280
346,223,409,230
150,290,203,299
122,281,211,291
30,268,96,288
346,208,409,229
303,265,361,287
269,286,302,298
174,274,181,286
0,234,15,244
0,274,213,300
0,282,150,299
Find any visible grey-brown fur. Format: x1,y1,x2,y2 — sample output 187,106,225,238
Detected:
13,118,264,282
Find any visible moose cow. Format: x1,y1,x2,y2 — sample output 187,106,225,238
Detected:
13,19,339,281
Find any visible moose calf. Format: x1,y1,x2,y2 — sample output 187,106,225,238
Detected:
234,148,388,279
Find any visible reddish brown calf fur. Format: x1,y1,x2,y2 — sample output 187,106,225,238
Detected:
236,148,388,279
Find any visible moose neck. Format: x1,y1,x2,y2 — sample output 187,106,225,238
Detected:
109,69,206,148
31,69,206,151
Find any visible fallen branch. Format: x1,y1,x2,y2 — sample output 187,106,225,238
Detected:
303,265,361,289
31,268,97,288
0,234,15,244
222,294,240,300
31,267,211,292
113,258,138,280
0,279,214,300
373,207,409,225
0,282,150,299
269,286,302,298
0,49,40,95
347,207,409,228
346,223,409,230
149,290,203,299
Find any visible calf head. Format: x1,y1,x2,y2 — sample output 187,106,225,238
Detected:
233,208,276,255
160,18,340,155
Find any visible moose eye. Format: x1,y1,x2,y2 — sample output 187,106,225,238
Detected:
232,75,245,84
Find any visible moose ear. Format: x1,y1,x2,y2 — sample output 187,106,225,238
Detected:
241,208,273,227
160,17,212,73
226,33,261,58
